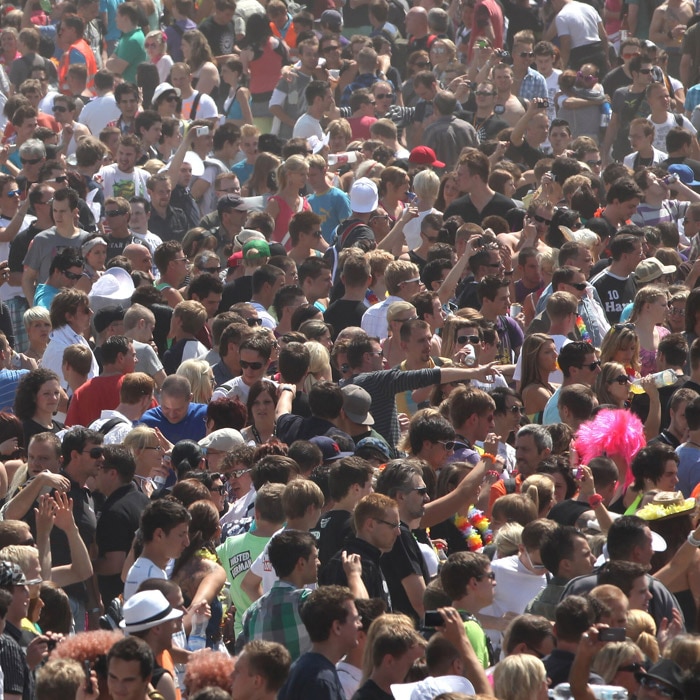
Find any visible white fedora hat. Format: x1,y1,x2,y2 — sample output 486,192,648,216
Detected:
120,590,184,634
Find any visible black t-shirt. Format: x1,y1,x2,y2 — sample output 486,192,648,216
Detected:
22,418,63,446
590,269,636,324
548,498,590,527
149,205,189,243
380,522,430,623
602,65,632,99
9,222,43,273
96,482,150,605
444,192,516,225
220,276,253,312
278,652,346,700
199,16,236,57
504,140,547,170
352,680,394,700
428,518,471,556
464,112,510,141
310,509,353,566
106,233,135,263
324,299,368,340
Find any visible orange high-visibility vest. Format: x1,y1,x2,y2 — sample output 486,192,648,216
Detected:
58,38,97,95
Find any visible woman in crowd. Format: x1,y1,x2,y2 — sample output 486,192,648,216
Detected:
600,324,641,378
243,152,281,199
381,302,417,369
23,306,51,364
266,155,310,250
221,57,253,127
14,368,63,444
177,359,215,405
240,380,278,446
519,333,558,423
302,341,333,392
298,320,333,352
182,29,220,100
145,30,173,82
436,172,462,212
378,167,410,225
123,426,172,495
595,362,632,408
590,640,646,697
628,286,670,376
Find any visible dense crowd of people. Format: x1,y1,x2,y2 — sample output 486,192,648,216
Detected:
3,0,700,699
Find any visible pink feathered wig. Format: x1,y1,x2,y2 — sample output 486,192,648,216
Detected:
575,409,646,488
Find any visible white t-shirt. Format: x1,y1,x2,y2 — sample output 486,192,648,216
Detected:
403,207,442,250
651,112,697,153
78,94,122,136
555,1,601,47
293,113,323,140
181,91,218,120
98,164,150,200
123,556,167,601
0,214,33,302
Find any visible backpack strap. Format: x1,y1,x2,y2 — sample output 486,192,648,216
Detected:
190,91,203,120
503,478,517,494
98,416,130,436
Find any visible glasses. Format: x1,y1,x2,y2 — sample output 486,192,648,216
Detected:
533,214,552,225
622,52,640,59
569,282,587,291
414,61,430,68
370,214,390,222
203,266,221,273
669,307,686,316
173,257,191,266
375,517,400,529
83,447,104,459
478,571,496,580
393,315,418,323
639,677,679,699
638,68,653,74
210,485,226,494
475,90,496,96
612,375,631,385
143,445,163,452
618,663,644,673
399,277,422,286
165,95,178,102
457,334,480,344
53,105,68,112
47,176,68,184
524,549,546,571
5,189,20,197
580,360,602,371
321,44,340,52
507,404,524,414
585,159,602,166
376,93,394,100
407,486,429,495
227,468,252,479
247,317,263,327
519,51,535,58
20,157,41,165
437,440,455,450
105,209,127,217
63,270,83,280
614,322,635,332
240,360,264,370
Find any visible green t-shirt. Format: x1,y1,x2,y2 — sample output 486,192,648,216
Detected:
462,616,490,669
115,27,146,83
217,530,270,637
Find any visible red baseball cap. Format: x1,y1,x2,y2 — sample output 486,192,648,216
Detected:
409,146,445,168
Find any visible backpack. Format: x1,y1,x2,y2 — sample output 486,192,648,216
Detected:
97,416,130,436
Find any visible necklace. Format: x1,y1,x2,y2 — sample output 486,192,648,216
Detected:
251,422,276,445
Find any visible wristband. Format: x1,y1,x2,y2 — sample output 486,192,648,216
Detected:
588,494,603,508
481,453,498,463
280,386,295,393
688,531,700,547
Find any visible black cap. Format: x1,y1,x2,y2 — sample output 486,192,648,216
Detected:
93,305,125,334
635,658,685,699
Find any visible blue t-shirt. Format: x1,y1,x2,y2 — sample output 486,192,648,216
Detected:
0,368,29,412
307,187,353,244
100,0,122,42
140,402,208,443
231,159,254,186
34,283,60,310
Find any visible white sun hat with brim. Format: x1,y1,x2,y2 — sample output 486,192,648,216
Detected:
88,266,135,313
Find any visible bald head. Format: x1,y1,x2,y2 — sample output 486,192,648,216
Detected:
406,6,429,33
124,243,153,274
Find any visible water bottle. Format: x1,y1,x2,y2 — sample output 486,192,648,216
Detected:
187,612,208,652
629,369,679,395
549,683,628,700
328,151,358,166
600,101,612,128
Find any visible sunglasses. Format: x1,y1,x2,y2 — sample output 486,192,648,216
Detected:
48,176,68,184
240,360,264,370
227,468,252,479
399,277,422,286
247,317,263,327
618,663,644,673
580,360,601,371
20,157,41,165
63,270,83,280
520,51,535,58
570,282,587,291
507,404,524,414
321,44,340,52
638,68,654,74
84,447,104,459
203,266,221,273
669,307,686,316
165,95,179,102
414,61,430,68
612,375,630,385
475,90,496,96
437,440,455,450
105,209,127,217
533,214,552,225
639,677,680,699
210,485,226,494
53,105,68,112
586,159,602,166
376,93,394,100
5,189,20,197
457,334,480,344
614,322,635,332
408,486,429,495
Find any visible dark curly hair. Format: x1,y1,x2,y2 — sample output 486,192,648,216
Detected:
13,368,61,421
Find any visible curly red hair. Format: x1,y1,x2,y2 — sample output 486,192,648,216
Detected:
51,630,124,665
184,650,236,695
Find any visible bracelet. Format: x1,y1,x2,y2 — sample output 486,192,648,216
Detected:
688,531,700,547
588,494,603,508
481,453,498,463
280,387,295,393
503,270,514,276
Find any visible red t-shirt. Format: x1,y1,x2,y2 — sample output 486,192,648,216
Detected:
65,374,123,428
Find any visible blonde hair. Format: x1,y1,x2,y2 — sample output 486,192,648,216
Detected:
0,544,39,575
595,361,628,405
600,326,640,373
520,474,556,517
591,641,645,683
626,609,659,662
123,425,159,454
413,169,440,202
493,654,547,700
664,633,700,670
361,613,417,681
494,521,523,557
629,285,668,323
303,340,331,394
177,359,214,404
277,154,309,190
